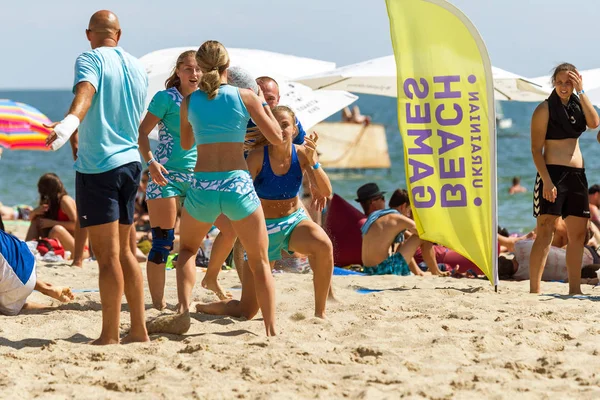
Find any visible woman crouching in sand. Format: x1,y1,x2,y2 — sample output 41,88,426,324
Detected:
197,105,334,320
529,63,599,295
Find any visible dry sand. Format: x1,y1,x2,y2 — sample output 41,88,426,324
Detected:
1,221,600,399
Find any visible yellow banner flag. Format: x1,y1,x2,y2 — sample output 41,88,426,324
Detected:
386,0,498,285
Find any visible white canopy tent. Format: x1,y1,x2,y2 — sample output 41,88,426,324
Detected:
296,55,550,102
140,47,357,132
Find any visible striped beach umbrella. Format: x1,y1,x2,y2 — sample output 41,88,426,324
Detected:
0,99,52,151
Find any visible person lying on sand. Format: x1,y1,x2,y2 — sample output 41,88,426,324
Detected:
0,229,74,315
498,239,599,286
1,202,34,222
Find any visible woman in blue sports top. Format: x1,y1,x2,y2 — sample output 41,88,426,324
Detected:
197,105,334,319
138,50,237,310
178,40,282,336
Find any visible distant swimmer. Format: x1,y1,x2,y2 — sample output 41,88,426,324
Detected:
508,176,527,194
529,63,600,295
45,10,149,345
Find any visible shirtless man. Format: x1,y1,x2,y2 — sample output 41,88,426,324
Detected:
357,183,432,276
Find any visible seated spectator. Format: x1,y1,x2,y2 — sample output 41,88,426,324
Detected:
25,173,89,260
134,169,150,231
358,183,441,276
341,106,371,125
588,184,600,228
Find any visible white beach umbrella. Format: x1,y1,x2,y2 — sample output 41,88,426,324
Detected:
140,46,357,133
296,55,550,102
491,66,550,101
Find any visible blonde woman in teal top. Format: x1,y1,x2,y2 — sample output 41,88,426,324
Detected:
138,50,228,311
176,41,282,336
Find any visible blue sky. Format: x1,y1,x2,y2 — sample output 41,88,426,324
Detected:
1,0,598,89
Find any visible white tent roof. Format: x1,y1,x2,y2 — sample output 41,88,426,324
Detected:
139,47,357,133
297,55,550,102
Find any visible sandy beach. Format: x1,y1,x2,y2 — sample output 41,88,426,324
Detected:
1,221,599,399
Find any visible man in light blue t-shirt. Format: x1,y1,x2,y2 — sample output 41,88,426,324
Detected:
45,10,149,345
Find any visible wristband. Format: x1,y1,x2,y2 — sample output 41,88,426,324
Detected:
50,114,80,151
578,89,585,95
147,158,155,166
261,102,269,108
312,162,321,170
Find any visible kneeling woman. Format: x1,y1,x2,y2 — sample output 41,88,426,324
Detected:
197,105,334,319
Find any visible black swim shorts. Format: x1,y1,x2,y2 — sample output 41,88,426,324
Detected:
76,162,142,228
533,164,590,219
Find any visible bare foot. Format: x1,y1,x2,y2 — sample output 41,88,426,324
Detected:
121,332,150,344
147,310,191,335
91,336,120,346
71,260,83,268
314,312,326,319
195,303,209,313
50,287,75,302
201,277,233,301
568,291,584,296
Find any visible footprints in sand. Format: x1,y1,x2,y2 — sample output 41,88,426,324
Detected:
178,343,207,354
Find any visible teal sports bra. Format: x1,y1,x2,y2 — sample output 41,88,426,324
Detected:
187,84,250,145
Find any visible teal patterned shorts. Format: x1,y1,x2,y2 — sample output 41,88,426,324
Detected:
184,170,260,223
265,208,309,261
363,253,410,276
146,171,192,200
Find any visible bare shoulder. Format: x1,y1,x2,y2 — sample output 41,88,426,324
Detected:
532,101,549,118
238,88,256,102
295,144,307,159
61,195,76,208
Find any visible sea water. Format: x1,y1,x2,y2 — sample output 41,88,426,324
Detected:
2,90,600,234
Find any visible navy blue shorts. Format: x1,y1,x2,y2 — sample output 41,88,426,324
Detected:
76,162,142,228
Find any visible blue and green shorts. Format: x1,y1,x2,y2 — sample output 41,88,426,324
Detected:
184,170,260,223
146,170,192,200
265,208,309,261
363,253,410,276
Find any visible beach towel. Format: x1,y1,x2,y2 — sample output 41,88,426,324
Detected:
36,238,65,258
